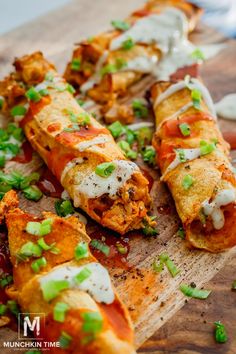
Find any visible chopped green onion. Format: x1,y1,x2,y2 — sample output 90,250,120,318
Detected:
75,242,89,260
55,199,74,217
71,58,81,71
39,88,49,96
0,97,4,110
177,149,186,162
116,243,128,255
66,84,76,95
59,331,72,349
95,162,116,178
179,123,191,137
82,312,103,334
200,140,216,156
7,300,19,316
136,127,152,148
142,146,156,165
74,267,92,284
77,112,91,126
18,172,40,189
117,140,137,160
108,121,125,138
37,238,53,251
142,218,157,236
180,284,211,299
191,48,205,61
0,274,13,288
132,99,148,118
122,37,134,50
10,105,27,117
232,280,236,290
152,259,164,272
77,99,85,106
17,242,42,261
53,302,69,323
26,219,52,237
23,185,43,201
177,227,185,239
41,280,70,302
111,20,130,31
214,321,228,343
90,239,110,256
100,63,117,77
0,304,7,315
153,253,180,277
26,87,42,102
31,257,47,273
0,156,5,168
182,174,194,190
115,58,127,70
191,89,202,110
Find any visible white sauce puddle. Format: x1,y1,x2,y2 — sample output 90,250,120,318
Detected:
215,93,236,121
39,262,115,304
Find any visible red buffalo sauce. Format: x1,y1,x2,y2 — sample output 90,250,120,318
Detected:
56,126,108,147
12,141,33,164
37,167,63,198
87,224,130,269
162,113,213,138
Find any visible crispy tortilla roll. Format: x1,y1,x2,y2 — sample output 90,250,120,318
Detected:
0,52,153,235
64,0,202,121
151,77,236,252
1,196,135,353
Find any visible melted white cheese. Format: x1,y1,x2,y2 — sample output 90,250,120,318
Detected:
110,8,188,52
75,160,139,203
61,158,84,184
154,79,216,118
39,262,114,304
202,189,236,229
162,148,201,179
80,51,109,93
125,55,158,73
76,135,110,152
215,93,236,121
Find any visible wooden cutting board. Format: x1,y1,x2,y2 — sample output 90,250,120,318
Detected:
0,1,236,353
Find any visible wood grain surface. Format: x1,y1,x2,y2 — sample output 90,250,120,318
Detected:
0,1,236,353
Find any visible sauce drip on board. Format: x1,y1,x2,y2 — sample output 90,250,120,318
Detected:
223,131,236,150
12,141,34,164
87,222,130,269
37,167,64,198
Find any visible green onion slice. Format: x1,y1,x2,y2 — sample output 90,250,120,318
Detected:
17,241,42,261
10,105,27,117
191,88,202,110
26,87,42,102
74,267,92,284
153,253,180,277
23,185,43,201
31,257,47,273
75,242,89,260
179,122,191,136
108,121,125,138
53,302,69,323
41,280,70,302
214,321,228,343
82,312,103,334
111,20,130,31
95,162,116,178
71,58,81,71
0,304,7,315
200,140,216,156
132,99,148,118
182,174,194,190
59,331,72,349
122,37,134,50
55,199,74,217
90,239,110,256
180,284,211,299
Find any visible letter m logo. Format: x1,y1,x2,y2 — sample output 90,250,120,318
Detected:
18,313,45,340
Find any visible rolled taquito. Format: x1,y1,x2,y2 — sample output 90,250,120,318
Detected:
0,52,153,235
151,77,236,252
0,192,135,354
64,0,202,121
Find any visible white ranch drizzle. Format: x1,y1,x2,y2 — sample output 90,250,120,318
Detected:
155,102,193,134
127,122,154,130
215,93,236,121
61,158,84,184
80,51,109,93
124,55,158,73
39,262,114,304
76,135,110,152
202,189,236,229
110,8,188,52
154,79,216,118
75,160,139,203
161,148,201,180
